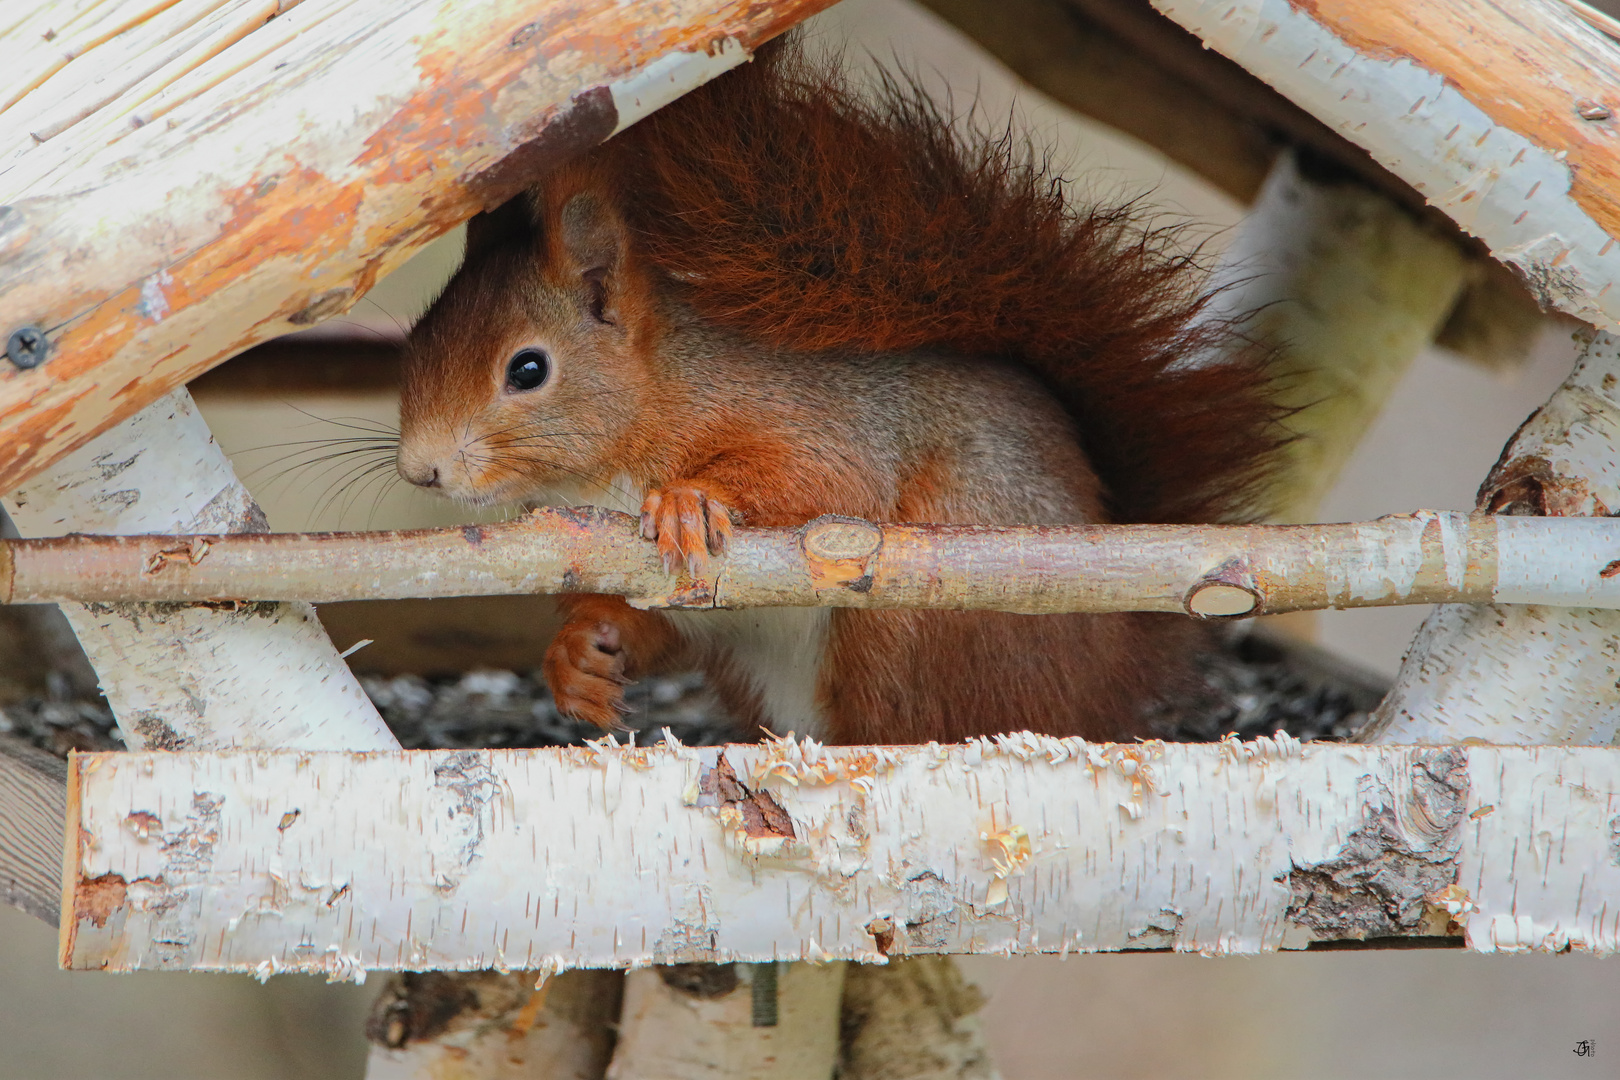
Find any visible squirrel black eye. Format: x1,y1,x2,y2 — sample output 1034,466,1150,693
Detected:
505,348,551,392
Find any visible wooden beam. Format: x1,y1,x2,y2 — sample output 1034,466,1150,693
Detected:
0,735,65,926
0,0,835,495
1206,152,1469,520
55,738,1620,973
1149,0,1620,329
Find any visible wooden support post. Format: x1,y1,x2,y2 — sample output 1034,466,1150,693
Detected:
1,390,396,752
838,958,1000,1080
365,970,624,1080
1207,151,1469,521
1364,330,1620,744
607,963,845,1079
0,736,66,926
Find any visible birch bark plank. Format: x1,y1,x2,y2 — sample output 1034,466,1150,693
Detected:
1150,0,1620,330
57,737,1620,972
0,0,834,495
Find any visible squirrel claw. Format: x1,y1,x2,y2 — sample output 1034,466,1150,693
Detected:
543,619,629,729
640,485,734,576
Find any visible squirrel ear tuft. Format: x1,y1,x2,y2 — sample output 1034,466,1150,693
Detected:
558,192,624,275
464,193,538,263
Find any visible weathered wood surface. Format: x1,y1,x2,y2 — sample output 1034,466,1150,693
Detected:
1365,329,1620,745
1150,0,1620,329
56,737,1620,975
0,735,66,926
2,390,398,752
5,510,1620,618
0,0,833,496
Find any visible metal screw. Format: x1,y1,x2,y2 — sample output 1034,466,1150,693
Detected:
6,325,47,369
1578,102,1612,121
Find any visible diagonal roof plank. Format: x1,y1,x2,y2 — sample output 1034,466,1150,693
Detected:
0,0,834,495
1149,0,1620,330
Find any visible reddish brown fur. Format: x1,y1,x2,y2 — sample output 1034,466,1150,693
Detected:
607,41,1281,525
397,37,1283,745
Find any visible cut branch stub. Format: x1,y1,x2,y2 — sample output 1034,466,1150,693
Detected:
1184,558,1262,618
800,515,883,590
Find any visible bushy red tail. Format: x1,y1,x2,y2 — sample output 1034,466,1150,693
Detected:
607,38,1282,523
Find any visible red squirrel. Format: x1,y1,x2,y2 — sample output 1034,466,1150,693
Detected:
395,39,1281,745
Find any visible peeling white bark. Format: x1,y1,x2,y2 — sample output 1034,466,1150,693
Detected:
57,736,1620,971
1,390,395,751
1366,331,1620,745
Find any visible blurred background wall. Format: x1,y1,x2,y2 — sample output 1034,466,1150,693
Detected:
1,1,1614,1077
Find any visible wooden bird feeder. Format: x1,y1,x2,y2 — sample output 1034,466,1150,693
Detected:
2,0,1619,1076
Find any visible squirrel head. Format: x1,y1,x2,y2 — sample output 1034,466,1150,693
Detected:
397,169,653,506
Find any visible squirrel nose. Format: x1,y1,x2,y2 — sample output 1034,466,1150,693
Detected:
400,462,441,489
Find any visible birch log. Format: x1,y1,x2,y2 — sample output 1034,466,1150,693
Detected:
6,510,1620,618
1,390,395,751
1207,153,1468,521
1364,330,1620,745
606,963,844,1080
364,970,624,1080
838,958,1000,1080
57,736,1620,972
1149,0,1620,331
0,0,832,495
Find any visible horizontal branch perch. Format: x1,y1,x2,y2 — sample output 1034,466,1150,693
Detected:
59,736,1620,975
4,508,1619,617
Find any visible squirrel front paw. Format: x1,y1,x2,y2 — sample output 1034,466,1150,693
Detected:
640,484,734,576
543,619,630,729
